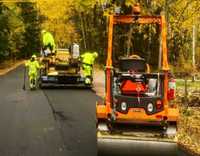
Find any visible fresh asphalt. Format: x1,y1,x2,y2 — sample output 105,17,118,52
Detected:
0,66,192,156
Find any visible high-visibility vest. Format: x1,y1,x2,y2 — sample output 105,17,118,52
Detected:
25,60,40,75
42,32,56,50
81,52,97,65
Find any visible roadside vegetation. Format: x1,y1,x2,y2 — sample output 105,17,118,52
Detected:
0,2,40,63
176,80,200,155
178,107,200,155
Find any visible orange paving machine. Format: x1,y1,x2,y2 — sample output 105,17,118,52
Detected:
96,6,179,146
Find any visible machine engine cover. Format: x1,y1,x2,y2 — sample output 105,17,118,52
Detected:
119,74,147,95
120,80,146,95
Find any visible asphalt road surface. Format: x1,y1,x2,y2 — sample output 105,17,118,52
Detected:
0,66,192,156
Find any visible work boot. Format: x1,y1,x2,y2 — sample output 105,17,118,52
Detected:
30,80,33,90
85,77,92,85
30,79,36,90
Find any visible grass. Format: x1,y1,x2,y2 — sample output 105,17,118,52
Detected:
176,79,200,92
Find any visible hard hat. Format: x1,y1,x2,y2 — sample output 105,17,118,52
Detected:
41,29,46,34
93,52,98,58
31,54,37,59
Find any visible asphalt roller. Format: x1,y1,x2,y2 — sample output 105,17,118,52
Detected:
96,5,179,156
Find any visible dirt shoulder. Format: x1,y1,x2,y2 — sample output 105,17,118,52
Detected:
93,68,200,155
0,60,25,76
177,106,200,156
176,81,200,156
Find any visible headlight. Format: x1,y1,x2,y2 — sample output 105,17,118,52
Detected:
121,102,127,111
147,103,154,112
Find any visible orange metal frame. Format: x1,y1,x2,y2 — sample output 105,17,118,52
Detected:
97,14,178,123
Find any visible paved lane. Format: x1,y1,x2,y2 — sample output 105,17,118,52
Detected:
0,66,193,156
43,89,100,156
0,66,100,156
0,66,67,156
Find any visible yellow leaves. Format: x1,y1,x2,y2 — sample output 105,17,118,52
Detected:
170,0,200,28
177,106,200,155
125,0,136,6
36,0,100,47
36,0,78,46
71,0,96,13
37,0,72,20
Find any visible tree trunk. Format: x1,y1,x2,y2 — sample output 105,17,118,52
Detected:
126,25,134,56
79,12,87,50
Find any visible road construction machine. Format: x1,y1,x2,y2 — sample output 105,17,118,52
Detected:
39,48,91,88
96,4,179,150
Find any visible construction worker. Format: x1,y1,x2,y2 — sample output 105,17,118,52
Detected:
41,30,56,55
80,51,98,85
25,55,40,89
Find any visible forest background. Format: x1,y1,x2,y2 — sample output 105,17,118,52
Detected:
0,0,199,73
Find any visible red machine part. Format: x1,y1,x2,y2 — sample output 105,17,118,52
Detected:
167,78,176,100
120,80,147,95
156,100,163,109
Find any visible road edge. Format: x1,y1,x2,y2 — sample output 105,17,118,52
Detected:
0,60,25,76
178,143,200,156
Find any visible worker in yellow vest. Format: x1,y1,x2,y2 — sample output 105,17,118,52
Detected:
41,30,56,55
80,51,98,85
25,55,40,89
